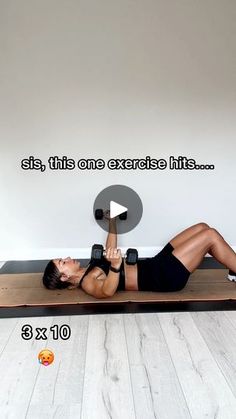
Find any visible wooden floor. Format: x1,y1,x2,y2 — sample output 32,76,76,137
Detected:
0,311,236,418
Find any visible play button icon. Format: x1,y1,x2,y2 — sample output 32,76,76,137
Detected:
110,201,127,219
93,184,143,234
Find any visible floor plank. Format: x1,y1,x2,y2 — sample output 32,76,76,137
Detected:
0,403,81,419
158,312,236,419
124,313,191,419
28,316,89,407
191,311,236,397
0,317,53,406
81,314,136,419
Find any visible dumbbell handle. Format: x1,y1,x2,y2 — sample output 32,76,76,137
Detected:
95,208,127,221
91,244,138,265
98,248,136,258
103,249,124,257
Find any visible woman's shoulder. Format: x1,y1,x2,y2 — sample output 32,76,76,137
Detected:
79,264,107,297
79,261,106,288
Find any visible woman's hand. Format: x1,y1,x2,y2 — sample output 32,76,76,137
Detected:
104,210,111,220
104,210,117,223
105,247,122,269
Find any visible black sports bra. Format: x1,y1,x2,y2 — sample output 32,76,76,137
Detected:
79,257,125,291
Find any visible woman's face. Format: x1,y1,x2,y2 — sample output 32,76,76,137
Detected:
53,257,80,278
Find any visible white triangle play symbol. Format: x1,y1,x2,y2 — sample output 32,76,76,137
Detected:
110,201,128,219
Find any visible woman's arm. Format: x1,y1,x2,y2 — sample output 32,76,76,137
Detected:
102,269,120,297
82,255,121,298
102,247,122,296
105,216,117,249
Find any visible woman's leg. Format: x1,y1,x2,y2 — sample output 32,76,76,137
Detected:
169,222,210,248
169,222,218,259
172,228,236,273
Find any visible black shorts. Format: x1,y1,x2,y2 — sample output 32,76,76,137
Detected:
152,243,191,291
147,242,191,292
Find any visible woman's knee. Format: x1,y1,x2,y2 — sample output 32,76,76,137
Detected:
202,228,223,246
207,227,223,242
197,222,210,230
195,228,220,248
198,224,223,242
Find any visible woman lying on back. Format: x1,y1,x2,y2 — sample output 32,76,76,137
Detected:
42,216,236,297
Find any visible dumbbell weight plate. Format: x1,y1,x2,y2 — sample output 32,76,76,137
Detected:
95,209,104,220
119,211,127,220
126,248,138,265
91,244,104,260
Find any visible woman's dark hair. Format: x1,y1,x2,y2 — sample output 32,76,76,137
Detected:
42,260,71,290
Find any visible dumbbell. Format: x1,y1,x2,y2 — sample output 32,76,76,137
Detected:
91,244,138,265
94,208,127,220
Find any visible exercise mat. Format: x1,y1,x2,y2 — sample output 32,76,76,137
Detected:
0,269,235,307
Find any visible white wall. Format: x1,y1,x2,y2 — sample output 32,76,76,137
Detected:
0,0,236,260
